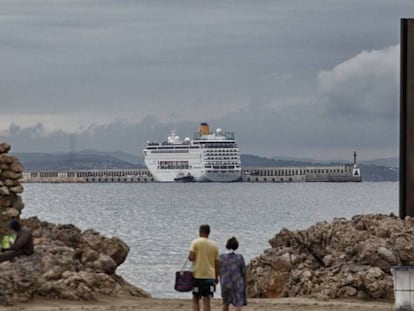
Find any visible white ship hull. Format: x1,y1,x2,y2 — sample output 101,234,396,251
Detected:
201,171,241,182
143,123,241,182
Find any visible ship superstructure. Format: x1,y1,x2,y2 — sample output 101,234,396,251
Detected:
143,123,241,182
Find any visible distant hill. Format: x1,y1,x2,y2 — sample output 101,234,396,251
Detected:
12,152,143,171
12,151,398,181
242,154,314,167
272,155,399,168
74,150,143,166
360,157,399,168
271,155,330,164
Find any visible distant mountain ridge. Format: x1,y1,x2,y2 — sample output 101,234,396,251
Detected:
271,155,399,168
359,157,399,168
12,150,398,181
12,152,143,171
242,154,315,167
73,150,143,165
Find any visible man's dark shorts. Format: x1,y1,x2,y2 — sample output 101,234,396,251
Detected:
192,278,215,297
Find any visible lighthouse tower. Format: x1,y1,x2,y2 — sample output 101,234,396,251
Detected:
352,151,361,178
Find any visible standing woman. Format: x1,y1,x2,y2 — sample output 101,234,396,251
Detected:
219,237,247,311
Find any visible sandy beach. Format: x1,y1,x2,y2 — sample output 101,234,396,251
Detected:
0,296,394,311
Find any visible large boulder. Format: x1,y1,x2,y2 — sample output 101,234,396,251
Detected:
247,214,407,300
0,217,150,305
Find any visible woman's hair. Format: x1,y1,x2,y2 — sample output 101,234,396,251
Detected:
226,237,239,250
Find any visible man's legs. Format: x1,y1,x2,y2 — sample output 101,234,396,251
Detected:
192,295,200,311
202,296,211,311
222,303,229,311
193,279,214,311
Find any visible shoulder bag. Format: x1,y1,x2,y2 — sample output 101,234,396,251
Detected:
174,259,193,292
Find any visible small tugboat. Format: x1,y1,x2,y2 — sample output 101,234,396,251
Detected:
174,172,195,182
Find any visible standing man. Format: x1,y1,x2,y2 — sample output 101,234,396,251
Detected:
188,224,219,311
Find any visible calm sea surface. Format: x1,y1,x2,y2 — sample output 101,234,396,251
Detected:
21,182,397,298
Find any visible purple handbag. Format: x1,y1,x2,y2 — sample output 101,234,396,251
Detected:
174,259,193,292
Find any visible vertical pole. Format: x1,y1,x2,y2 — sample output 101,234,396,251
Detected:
400,19,414,218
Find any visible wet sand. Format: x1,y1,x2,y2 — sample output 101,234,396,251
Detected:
0,296,394,311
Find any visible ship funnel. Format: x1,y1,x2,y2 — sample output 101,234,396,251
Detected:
199,122,210,135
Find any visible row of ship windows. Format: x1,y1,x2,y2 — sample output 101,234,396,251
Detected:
204,166,240,169
205,157,239,160
245,168,349,176
158,165,190,170
204,150,238,154
205,162,240,166
146,149,239,154
158,160,190,170
147,143,238,149
201,144,238,148
159,160,188,165
205,155,239,158
147,145,199,149
149,150,190,154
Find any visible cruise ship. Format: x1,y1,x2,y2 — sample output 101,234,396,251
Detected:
143,123,241,182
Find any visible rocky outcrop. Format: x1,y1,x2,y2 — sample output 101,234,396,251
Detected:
0,142,149,305
247,214,411,300
0,142,24,234
0,217,150,305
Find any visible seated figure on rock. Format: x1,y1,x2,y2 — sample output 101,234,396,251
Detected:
0,219,34,262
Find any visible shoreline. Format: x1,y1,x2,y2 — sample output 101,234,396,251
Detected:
0,296,394,311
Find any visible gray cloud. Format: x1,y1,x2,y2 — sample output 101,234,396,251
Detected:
318,46,399,121
0,0,411,160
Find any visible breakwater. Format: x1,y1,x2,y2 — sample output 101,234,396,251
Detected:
22,164,361,183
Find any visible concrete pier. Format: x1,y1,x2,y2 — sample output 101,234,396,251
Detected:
241,164,360,183
23,169,154,183
22,164,361,183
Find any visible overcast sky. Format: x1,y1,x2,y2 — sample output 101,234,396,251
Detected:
0,0,412,160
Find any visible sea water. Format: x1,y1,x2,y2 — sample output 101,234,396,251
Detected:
21,182,398,298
